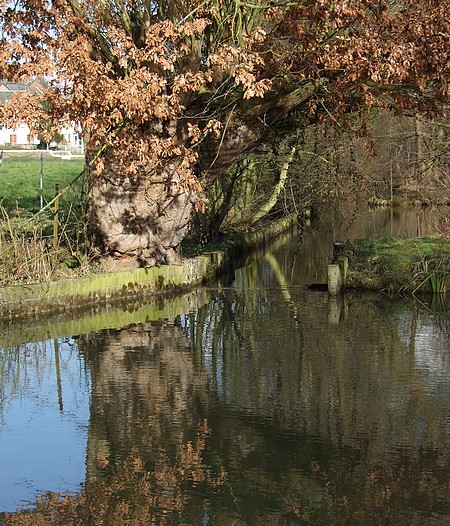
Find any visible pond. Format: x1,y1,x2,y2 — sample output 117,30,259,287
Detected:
1,205,450,525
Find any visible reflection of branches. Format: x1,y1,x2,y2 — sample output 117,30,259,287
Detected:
0,341,50,421
264,251,299,324
1,419,224,526
0,339,82,422
183,292,249,395
54,338,63,412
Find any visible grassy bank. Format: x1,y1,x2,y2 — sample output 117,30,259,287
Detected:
0,155,85,211
0,155,87,286
343,237,450,293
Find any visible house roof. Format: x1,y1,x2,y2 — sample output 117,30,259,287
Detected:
0,78,48,103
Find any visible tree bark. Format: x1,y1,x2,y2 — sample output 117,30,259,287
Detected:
86,144,195,268
87,84,319,267
201,83,319,186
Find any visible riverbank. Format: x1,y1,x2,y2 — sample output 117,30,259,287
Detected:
339,236,450,294
0,216,297,321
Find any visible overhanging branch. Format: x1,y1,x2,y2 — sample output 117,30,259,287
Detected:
202,82,321,185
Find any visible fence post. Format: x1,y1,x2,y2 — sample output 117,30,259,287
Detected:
328,264,343,295
40,152,44,209
53,184,60,251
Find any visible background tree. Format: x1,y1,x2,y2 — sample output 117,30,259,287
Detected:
0,0,448,266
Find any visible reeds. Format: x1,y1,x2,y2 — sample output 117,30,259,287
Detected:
0,205,55,285
430,270,447,294
0,198,91,287
411,258,448,295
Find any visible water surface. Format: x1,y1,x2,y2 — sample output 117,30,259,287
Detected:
1,206,450,525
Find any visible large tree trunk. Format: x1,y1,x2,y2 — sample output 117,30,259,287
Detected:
87,145,196,269
86,84,319,268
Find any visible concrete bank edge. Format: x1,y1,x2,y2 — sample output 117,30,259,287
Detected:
0,216,297,320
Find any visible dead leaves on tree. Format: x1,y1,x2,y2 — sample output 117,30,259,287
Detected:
0,0,449,191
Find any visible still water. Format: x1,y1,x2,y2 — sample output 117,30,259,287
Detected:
1,206,450,525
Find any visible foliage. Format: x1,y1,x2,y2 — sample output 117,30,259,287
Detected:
1,0,449,263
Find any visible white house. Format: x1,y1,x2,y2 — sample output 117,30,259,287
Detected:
0,79,84,153
0,122,34,146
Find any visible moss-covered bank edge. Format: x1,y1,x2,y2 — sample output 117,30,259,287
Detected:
335,236,450,294
0,216,297,321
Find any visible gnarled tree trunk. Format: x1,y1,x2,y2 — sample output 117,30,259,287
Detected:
87,84,319,268
86,145,196,268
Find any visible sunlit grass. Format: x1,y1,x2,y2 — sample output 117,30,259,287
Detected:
0,156,89,285
346,237,450,293
0,155,85,212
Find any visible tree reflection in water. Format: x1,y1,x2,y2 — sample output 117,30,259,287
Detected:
1,321,224,526
2,214,450,524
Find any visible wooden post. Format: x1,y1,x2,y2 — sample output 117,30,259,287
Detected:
40,152,44,209
328,264,343,295
53,184,60,251
328,254,348,295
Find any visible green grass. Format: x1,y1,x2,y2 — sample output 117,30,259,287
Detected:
345,236,450,293
0,156,85,212
0,156,88,286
